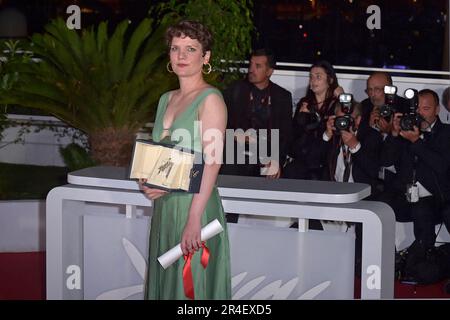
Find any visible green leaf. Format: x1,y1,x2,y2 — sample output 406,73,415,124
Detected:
107,20,129,82
122,18,152,80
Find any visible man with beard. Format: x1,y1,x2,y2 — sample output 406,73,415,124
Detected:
220,48,293,179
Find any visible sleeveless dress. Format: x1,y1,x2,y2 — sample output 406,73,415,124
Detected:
145,88,231,300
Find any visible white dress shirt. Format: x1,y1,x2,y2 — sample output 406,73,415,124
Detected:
323,132,361,182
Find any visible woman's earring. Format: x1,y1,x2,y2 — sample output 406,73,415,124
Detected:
166,62,174,73
202,63,212,75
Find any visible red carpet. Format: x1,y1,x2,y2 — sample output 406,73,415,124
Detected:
354,277,450,299
0,252,46,300
0,252,449,300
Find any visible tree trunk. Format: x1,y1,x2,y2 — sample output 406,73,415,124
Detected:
89,127,136,167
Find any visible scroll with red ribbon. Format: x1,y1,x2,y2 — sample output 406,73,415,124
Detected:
157,219,223,269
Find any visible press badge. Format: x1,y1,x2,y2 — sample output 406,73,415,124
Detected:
406,183,419,203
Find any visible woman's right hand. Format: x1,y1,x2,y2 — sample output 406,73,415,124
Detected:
138,179,168,200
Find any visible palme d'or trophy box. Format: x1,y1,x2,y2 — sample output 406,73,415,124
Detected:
129,139,204,193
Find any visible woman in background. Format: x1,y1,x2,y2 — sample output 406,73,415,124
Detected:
284,60,343,180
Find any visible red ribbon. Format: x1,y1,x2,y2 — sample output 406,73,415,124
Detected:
182,243,210,300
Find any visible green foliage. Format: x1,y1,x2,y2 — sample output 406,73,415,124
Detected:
0,40,33,91
1,17,177,135
0,162,69,200
150,0,254,87
59,143,96,171
0,40,34,140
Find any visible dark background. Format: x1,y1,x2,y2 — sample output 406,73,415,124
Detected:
0,0,448,72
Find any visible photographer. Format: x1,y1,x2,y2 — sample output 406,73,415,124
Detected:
369,85,408,194
322,97,382,192
360,72,408,134
377,89,450,249
283,61,343,180
321,96,382,272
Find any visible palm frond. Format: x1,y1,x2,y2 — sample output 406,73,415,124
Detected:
122,18,152,80
2,18,174,135
107,20,128,83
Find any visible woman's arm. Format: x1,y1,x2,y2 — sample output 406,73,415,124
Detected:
180,92,227,255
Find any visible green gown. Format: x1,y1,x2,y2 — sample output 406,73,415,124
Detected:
145,88,231,300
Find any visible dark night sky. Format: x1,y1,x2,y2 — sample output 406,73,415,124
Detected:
0,0,448,71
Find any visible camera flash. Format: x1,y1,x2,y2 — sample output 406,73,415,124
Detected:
404,88,416,99
339,93,352,103
384,85,397,95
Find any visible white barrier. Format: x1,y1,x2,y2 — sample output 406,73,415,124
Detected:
46,166,396,300
2,199,447,254
0,200,46,252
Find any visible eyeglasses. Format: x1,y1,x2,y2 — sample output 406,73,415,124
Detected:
365,87,384,95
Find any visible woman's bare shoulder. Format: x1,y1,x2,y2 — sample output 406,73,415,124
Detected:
202,87,225,107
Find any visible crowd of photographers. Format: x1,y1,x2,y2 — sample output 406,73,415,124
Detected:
285,67,450,253
221,50,450,267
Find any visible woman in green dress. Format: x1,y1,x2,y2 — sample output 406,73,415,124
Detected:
139,20,231,300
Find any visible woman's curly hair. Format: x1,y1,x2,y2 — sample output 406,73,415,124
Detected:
165,20,213,54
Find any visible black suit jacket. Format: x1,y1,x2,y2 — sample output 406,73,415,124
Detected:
381,119,450,203
323,127,383,193
223,79,293,165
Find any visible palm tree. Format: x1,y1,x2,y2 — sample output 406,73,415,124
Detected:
2,17,176,166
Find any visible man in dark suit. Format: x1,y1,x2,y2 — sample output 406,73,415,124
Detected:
322,100,382,193
220,48,293,178
378,89,450,248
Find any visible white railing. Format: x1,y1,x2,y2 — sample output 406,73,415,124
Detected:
276,62,450,77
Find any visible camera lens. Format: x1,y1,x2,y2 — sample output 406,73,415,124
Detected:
334,116,350,131
379,105,393,119
400,115,415,131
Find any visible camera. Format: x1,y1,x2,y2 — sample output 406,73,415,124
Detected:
400,88,422,131
379,85,397,121
334,93,355,132
296,97,321,131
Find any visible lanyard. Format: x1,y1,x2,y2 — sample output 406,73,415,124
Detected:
412,155,418,184
341,144,352,182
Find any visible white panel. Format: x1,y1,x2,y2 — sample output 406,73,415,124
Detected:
0,200,46,252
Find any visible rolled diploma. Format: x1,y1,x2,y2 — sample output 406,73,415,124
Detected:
157,219,223,269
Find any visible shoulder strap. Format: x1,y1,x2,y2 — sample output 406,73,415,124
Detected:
190,88,223,110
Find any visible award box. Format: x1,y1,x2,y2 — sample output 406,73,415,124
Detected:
129,139,204,193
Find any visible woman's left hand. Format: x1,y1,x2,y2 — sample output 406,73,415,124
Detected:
333,86,344,98
138,178,168,200
299,102,309,113
181,216,202,256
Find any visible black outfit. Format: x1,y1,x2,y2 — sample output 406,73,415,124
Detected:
283,97,337,180
220,79,293,177
377,119,450,248
323,127,383,195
